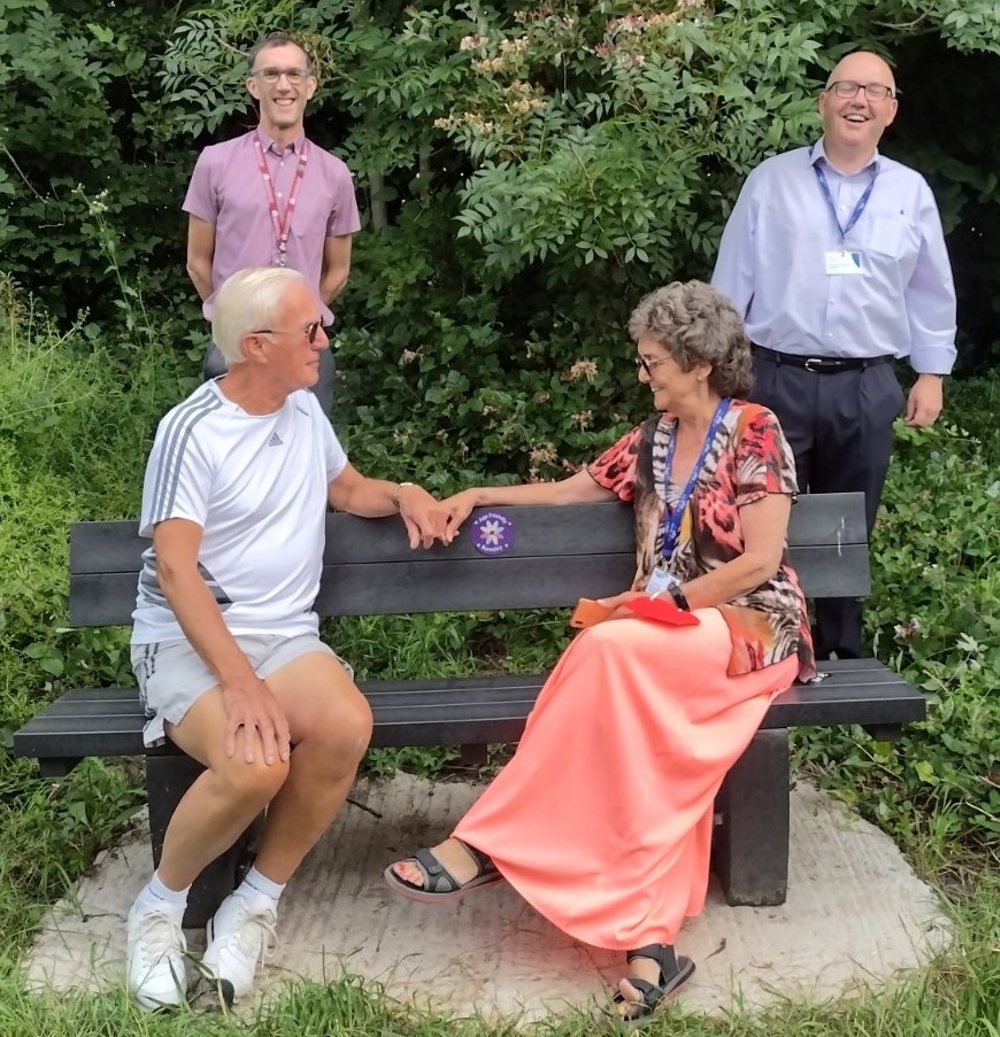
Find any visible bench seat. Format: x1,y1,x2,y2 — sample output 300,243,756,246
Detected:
16,657,925,777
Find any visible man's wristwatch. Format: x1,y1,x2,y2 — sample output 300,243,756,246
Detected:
668,584,690,611
391,481,416,510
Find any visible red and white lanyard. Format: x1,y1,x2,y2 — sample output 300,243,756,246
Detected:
253,132,309,266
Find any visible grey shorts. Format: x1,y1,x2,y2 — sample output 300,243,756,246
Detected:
130,633,352,748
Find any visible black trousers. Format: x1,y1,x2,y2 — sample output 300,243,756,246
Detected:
203,342,336,418
749,354,904,660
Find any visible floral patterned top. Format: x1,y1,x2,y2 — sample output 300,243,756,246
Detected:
587,400,816,681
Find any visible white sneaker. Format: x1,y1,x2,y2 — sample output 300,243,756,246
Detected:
126,901,188,1010
201,891,277,1003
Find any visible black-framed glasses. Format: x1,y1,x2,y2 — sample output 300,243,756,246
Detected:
254,320,323,344
634,355,671,375
250,66,312,85
826,80,896,102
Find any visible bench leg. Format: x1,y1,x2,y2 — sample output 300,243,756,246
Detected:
459,744,488,768
712,729,790,907
146,756,259,929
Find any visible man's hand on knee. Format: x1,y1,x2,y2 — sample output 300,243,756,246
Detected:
220,674,292,765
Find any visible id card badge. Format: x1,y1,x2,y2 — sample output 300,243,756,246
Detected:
646,565,680,598
825,250,864,275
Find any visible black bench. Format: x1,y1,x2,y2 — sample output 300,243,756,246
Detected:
14,492,924,925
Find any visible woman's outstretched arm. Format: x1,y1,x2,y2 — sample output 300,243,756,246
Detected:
439,470,617,540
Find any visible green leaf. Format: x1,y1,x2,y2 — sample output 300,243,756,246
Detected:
87,23,115,45
40,656,64,676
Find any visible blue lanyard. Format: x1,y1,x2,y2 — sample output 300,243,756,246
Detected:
660,398,730,561
813,163,876,244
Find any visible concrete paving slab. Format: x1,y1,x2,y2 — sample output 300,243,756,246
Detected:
25,774,950,1021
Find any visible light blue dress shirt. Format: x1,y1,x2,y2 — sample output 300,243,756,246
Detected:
711,139,957,374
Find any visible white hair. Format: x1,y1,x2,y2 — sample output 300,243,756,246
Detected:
211,267,307,366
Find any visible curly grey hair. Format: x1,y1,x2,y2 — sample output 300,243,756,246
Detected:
627,280,753,398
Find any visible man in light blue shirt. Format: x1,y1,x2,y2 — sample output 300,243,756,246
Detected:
712,50,956,660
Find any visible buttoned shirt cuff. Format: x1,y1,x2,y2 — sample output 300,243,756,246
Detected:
908,342,957,376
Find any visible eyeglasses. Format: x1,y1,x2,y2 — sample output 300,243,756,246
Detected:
826,80,896,102
254,320,323,344
250,66,312,85
634,355,672,375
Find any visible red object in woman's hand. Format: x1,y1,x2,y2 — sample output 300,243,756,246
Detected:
624,596,701,626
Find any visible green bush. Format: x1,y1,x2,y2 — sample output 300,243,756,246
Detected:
332,207,641,489
797,410,1000,859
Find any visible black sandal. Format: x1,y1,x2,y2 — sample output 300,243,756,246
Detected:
611,944,695,1026
383,839,502,903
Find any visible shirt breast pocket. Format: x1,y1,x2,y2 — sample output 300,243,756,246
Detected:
861,210,913,260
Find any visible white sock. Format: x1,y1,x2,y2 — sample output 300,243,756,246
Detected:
133,871,189,920
236,866,285,907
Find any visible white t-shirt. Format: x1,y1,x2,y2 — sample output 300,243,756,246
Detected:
131,380,348,644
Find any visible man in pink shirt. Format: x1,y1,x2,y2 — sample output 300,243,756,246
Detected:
184,31,361,416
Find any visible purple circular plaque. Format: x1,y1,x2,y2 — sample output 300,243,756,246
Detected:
471,511,515,556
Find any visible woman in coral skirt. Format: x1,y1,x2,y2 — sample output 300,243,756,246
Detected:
385,281,816,1024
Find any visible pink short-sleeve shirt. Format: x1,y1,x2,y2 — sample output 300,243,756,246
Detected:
183,128,361,322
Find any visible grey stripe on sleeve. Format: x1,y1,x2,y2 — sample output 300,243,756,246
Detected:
149,390,223,523
148,385,214,516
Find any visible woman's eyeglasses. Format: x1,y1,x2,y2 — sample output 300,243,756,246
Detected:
635,355,671,375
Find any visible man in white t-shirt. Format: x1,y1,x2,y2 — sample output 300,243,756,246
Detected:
125,267,445,1011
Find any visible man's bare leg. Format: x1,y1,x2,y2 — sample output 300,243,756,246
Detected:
197,652,371,1002
251,652,372,880
125,690,289,1010
156,692,290,889
151,652,369,889
128,653,370,1006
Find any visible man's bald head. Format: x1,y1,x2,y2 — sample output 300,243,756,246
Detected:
818,50,898,170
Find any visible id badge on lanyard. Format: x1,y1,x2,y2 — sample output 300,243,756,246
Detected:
646,565,680,598
814,160,875,277
825,250,864,275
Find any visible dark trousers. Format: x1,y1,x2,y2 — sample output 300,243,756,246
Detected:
749,355,904,660
203,342,336,418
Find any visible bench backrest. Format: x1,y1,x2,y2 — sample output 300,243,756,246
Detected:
68,492,869,627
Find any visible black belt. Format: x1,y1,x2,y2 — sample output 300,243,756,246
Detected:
751,345,894,373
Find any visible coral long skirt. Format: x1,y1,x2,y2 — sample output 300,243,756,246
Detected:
453,609,799,950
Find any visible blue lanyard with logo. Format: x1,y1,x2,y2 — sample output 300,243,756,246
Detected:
813,163,876,244
660,398,730,561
